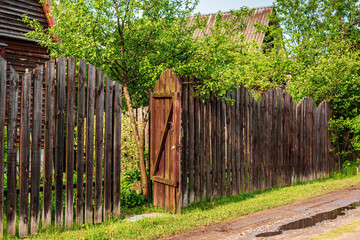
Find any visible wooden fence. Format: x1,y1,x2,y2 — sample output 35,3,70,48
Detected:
0,56,122,237
180,83,338,206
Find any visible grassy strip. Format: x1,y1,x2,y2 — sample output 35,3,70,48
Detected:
311,219,360,239
18,174,360,240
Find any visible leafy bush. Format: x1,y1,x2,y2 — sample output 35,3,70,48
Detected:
121,114,139,170
121,168,145,208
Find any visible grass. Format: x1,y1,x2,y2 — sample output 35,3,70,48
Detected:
7,174,360,240
311,219,360,239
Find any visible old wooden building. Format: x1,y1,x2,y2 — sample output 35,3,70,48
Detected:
0,0,53,76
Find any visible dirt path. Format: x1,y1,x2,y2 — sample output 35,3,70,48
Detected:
165,187,360,240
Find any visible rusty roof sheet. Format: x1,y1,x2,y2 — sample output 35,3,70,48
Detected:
189,6,274,45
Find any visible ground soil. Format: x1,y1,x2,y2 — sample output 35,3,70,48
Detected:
164,187,360,240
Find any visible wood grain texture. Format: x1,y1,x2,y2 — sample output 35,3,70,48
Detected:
55,56,66,228
76,59,86,225
65,57,76,229
6,67,19,236
181,83,188,206
0,56,6,238
19,71,31,238
94,69,104,223
30,65,43,234
104,78,114,220
113,82,122,217
42,60,55,229
85,64,95,224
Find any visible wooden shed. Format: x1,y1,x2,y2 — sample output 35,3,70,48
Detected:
0,0,53,76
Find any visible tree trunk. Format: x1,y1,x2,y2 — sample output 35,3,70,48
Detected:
122,84,150,200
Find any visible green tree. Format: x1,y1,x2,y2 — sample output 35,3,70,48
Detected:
25,0,258,198
258,0,360,165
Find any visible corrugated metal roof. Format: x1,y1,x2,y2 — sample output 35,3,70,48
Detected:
189,6,274,45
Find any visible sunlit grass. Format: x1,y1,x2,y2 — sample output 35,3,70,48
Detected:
5,174,360,240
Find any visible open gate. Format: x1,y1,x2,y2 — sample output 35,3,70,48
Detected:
150,69,182,213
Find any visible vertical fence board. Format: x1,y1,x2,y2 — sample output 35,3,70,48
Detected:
19,71,31,237
205,98,211,198
221,100,226,196
231,90,237,195
54,57,66,228
188,85,195,204
104,79,114,220
200,101,206,199
181,84,189,206
216,99,221,196
65,57,76,229
85,64,95,224
113,82,122,217
164,73,170,211
94,69,104,223
244,89,249,192
7,67,19,236
43,60,55,228
238,88,243,192
226,99,231,196
194,97,200,201
151,90,158,207
30,66,43,234
0,57,6,237
76,59,86,225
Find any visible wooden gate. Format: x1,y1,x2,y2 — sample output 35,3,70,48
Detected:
150,70,182,213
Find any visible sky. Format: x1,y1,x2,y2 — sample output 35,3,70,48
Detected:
194,0,275,15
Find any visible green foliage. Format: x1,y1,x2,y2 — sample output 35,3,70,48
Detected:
250,0,360,166
121,114,139,170
121,168,146,208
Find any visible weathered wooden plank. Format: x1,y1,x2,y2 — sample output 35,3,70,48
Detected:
283,92,289,185
65,57,76,229
200,99,206,199
151,90,159,207
169,70,176,213
205,97,211,198
211,93,217,197
226,98,231,196
85,63,95,224
157,72,165,209
42,59,55,228
221,99,226,196
104,78,114,220
113,82,122,217
265,91,271,189
170,76,182,213
231,90,237,195
216,99,221,196
278,89,284,185
188,85,195,204
244,88,249,192
181,83,189,206
0,56,6,238
238,88,243,192
55,56,66,228
164,72,171,211
249,95,254,191
94,69,104,223
30,65,43,234
19,71,31,238
194,96,200,201
76,59,86,225
260,94,267,189
255,99,261,189
6,66,19,236
270,89,277,187
325,102,330,175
